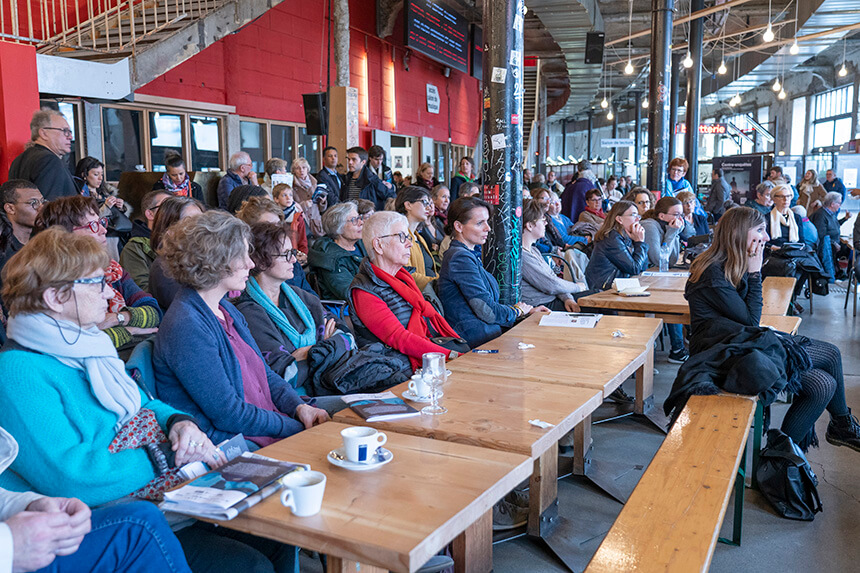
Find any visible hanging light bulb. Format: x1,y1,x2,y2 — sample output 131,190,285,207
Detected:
790,41,799,55
718,60,727,75
642,98,649,109
683,51,693,68
772,77,781,92
624,60,634,75
607,109,614,121
762,24,775,43
839,63,848,77
778,88,787,100
729,97,737,107
601,97,609,109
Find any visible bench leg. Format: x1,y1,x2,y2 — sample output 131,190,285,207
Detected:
750,401,764,490
452,510,492,573
719,445,747,547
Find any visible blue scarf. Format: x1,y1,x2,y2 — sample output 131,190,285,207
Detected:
245,277,316,349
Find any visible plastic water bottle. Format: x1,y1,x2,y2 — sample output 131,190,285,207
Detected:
659,243,670,272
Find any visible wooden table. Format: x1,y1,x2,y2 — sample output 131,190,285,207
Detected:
214,422,532,573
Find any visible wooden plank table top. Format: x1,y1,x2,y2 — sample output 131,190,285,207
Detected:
760,314,802,335
577,288,691,323
635,272,689,291
333,371,603,458
761,276,797,315
215,422,532,573
585,394,756,573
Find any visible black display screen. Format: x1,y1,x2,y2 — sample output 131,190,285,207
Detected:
405,0,469,73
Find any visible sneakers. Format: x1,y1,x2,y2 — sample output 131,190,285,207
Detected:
492,495,529,530
607,387,635,404
825,410,860,452
667,348,689,364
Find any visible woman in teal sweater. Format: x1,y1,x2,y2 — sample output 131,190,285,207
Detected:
0,228,301,573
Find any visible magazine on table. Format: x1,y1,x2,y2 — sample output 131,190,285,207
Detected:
538,311,603,329
341,391,420,422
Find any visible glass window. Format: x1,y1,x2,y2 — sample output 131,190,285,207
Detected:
810,85,854,149
40,100,78,174
102,107,143,180
790,97,807,157
149,112,183,171
297,127,320,173
434,142,448,183
271,124,295,166
190,116,221,172
241,121,266,172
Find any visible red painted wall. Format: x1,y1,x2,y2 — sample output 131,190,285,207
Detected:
137,0,481,147
0,41,39,181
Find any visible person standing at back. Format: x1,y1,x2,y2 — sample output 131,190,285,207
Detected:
343,147,395,211
368,145,395,191
561,160,597,224
317,146,344,206
9,109,77,200
216,151,257,209
706,167,732,220
823,169,847,204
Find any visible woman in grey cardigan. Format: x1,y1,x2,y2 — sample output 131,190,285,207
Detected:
521,200,590,311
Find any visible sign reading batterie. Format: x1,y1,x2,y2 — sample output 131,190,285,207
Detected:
675,123,728,135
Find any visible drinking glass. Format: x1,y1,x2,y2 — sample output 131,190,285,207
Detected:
421,352,448,415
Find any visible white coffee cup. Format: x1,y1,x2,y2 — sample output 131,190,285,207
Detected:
280,470,326,517
408,374,431,398
340,426,387,463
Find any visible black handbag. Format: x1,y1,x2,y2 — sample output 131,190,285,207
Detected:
430,336,471,354
756,429,823,521
107,205,133,233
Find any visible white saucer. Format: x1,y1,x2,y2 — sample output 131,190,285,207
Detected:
327,447,393,471
402,389,440,403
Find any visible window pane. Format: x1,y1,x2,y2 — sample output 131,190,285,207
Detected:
102,107,142,181
149,112,182,171
241,121,266,172
813,121,834,150
834,117,852,146
40,100,78,174
271,125,295,166
297,127,319,173
190,116,221,172
435,142,447,183
790,97,806,156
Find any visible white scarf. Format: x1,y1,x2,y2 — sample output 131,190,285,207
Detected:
770,208,799,243
7,313,142,432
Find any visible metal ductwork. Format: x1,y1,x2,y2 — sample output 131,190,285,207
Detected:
527,0,604,119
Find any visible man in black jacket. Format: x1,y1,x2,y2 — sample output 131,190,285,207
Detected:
316,146,344,206
343,146,396,211
9,110,77,200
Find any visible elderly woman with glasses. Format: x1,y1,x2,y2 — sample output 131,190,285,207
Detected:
349,211,463,373
395,186,438,289
308,201,367,301
153,211,329,454
676,190,710,238
585,200,649,291
34,196,161,350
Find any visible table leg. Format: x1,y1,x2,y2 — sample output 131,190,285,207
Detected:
634,349,654,415
571,414,629,504
452,509,492,573
527,442,558,538
326,557,386,573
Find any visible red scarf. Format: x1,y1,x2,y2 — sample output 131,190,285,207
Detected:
369,263,460,370
105,260,127,314
584,206,605,219
434,206,448,226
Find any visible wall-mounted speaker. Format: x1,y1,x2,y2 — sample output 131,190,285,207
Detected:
302,92,327,136
584,32,605,65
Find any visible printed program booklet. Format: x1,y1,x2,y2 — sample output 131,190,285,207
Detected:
539,311,603,329
161,452,308,520
342,391,421,422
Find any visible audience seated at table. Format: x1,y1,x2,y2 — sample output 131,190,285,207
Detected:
119,190,170,291
34,196,161,350
0,229,297,571
520,200,590,311
147,196,206,311
811,192,850,281
640,197,688,363
533,188,587,251
272,183,308,256
308,201,367,301
438,197,547,348
395,186,438,290
585,200,649,291
673,207,860,453
578,189,606,227
151,150,204,202
623,187,655,215
152,211,329,450
349,211,464,372
675,190,710,239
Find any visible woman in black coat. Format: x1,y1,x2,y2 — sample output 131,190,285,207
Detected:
685,207,859,452
584,200,649,290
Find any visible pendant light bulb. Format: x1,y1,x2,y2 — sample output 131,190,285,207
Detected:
683,51,693,68
790,41,799,55
600,97,609,109
642,98,649,109
718,61,727,75
772,78,781,92
762,24,775,43
607,109,614,121
778,89,787,100
839,64,848,77
624,60,634,75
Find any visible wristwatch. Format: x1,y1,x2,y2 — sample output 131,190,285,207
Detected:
116,312,127,326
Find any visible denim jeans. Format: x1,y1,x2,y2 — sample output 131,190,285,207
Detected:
175,521,299,573
38,501,191,573
667,323,685,353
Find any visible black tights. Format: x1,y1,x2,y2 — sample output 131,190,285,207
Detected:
781,338,850,448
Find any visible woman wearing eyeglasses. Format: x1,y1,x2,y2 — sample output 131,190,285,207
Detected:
34,196,161,350
676,190,710,239
349,211,462,373
584,200,649,291
395,186,438,290
640,197,689,363
307,201,367,301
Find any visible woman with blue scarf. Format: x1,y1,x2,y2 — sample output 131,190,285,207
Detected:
235,222,353,396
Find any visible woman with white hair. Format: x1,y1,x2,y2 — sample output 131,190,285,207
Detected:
307,201,366,300
291,157,325,237
348,211,463,373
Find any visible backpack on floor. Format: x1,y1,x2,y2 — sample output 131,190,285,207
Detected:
756,429,823,521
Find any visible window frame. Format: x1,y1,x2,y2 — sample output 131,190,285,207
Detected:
811,84,854,149
238,117,322,174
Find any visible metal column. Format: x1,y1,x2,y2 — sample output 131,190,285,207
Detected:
647,0,675,193
634,92,642,183
684,0,704,188
587,111,594,161
668,53,681,161
481,0,524,305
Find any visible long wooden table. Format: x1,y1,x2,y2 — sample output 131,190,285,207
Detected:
212,422,532,573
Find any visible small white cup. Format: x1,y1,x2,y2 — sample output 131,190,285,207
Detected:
280,470,326,517
340,426,387,463
408,374,431,398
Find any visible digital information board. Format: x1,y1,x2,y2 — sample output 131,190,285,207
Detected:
405,0,469,73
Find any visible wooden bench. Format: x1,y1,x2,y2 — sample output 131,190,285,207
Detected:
585,394,756,573
761,276,797,315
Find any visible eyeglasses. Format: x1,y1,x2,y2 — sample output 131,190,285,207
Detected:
669,212,685,218
43,127,73,137
72,275,107,292
416,199,433,208
669,167,685,174
346,216,363,225
359,212,374,221
275,249,299,262
377,231,410,244
17,197,47,209
636,200,652,207
621,213,642,220
772,195,791,200
73,217,109,233
586,197,602,203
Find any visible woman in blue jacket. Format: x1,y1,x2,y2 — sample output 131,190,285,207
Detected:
584,200,649,290
438,197,547,347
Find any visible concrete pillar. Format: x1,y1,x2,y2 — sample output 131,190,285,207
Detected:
481,0,524,305
684,0,704,188
0,41,39,181
587,111,594,160
333,0,350,87
82,101,103,160
647,0,674,194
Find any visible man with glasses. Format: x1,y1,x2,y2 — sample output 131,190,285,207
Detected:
9,110,77,200
217,151,258,209
0,180,46,311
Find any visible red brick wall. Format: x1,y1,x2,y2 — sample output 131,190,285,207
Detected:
137,0,481,147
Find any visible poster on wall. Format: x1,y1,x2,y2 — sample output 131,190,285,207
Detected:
712,155,763,204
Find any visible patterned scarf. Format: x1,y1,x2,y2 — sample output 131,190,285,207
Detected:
584,206,605,219
160,173,191,197
434,206,448,226
105,260,127,314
